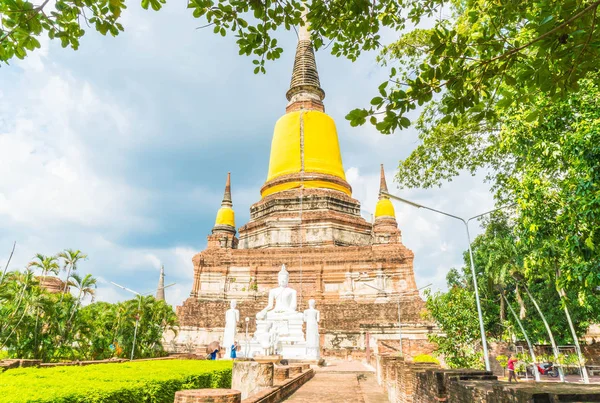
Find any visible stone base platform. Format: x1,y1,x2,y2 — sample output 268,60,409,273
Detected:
283,359,320,365
242,366,314,403
174,389,241,403
231,360,315,403
242,340,307,360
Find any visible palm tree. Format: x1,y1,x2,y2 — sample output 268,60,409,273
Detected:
67,273,97,324
64,273,96,346
25,255,59,359
73,273,97,302
57,249,88,297
27,254,60,285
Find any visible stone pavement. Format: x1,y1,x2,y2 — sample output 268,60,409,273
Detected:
283,360,388,403
314,359,375,373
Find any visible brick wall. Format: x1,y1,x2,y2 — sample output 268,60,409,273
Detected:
177,297,427,332
373,338,437,358
583,342,600,365
373,354,600,402
174,297,434,358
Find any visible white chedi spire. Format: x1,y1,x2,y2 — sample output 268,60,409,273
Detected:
156,265,165,301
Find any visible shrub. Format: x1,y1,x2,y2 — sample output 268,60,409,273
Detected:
0,359,232,403
496,355,508,368
413,354,440,364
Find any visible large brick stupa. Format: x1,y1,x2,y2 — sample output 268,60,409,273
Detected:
173,25,435,358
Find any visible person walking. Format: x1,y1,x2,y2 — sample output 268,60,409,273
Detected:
507,354,519,383
206,341,220,360
210,347,219,360
230,341,238,359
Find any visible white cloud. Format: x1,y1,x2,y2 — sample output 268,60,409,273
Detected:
0,72,149,232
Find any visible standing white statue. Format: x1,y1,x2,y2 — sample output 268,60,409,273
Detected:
256,264,298,319
303,299,320,359
223,299,239,359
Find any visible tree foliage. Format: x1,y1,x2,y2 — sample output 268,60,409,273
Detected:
0,360,232,403
427,205,600,365
0,0,127,62
4,0,599,137
0,251,177,361
442,213,600,346
424,286,484,369
400,74,600,301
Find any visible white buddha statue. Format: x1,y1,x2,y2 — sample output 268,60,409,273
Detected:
256,264,298,320
223,299,239,358
251,264,305,353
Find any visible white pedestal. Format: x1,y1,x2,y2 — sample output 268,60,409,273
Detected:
243,340,308,359
245,313,309,359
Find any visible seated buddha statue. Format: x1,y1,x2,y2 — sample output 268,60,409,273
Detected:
256,264,300,320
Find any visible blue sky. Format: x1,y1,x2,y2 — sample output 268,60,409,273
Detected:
0,2,493,306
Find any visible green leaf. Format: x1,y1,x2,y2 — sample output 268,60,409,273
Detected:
540,15,554,25
525,110,538,122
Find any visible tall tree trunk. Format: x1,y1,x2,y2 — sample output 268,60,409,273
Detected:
34,308,40,359
66,294,82,331
0,283,27,334
0,241,16,285
515,284,526,319
60,265,71,302
554,265,589,383
500,289,506,322
558,287,590,383
1,302,30,350
522,284,565,382
501,293,540,381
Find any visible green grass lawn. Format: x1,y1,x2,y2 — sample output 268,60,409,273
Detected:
0,359,232,403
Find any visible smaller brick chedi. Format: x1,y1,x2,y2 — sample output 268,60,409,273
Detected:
174,23,434,357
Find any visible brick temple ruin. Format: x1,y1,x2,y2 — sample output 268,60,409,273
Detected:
170,25,436,358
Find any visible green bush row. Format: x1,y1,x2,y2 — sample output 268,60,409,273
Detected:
0,360,232,403
413,354,440,364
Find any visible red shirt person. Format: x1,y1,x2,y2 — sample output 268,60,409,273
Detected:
507,356,518,383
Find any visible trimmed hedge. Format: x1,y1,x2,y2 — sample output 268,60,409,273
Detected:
413,354,440,364
0,359,232,403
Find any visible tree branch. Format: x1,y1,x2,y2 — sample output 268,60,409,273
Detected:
0,241,16,285
195,22,215,30
483,0,600,64
568,5,598,81
0,0,50,44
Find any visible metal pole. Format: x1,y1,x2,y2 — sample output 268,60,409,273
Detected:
464,221,491,372
131,295,141,360
501,293,540,381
